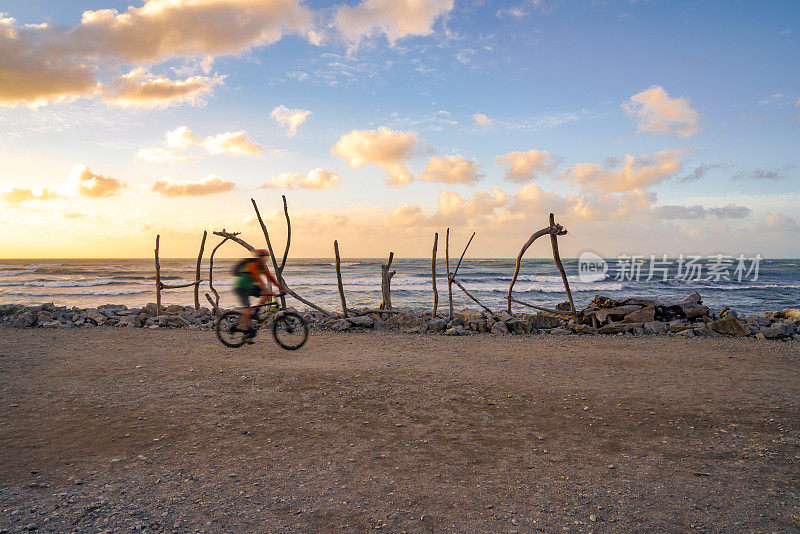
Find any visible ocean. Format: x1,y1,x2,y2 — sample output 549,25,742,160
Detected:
0,258,798,316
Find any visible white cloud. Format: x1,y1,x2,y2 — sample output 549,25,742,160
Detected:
102,68,224,108
653,204,751,219
561,149,693,193
260,168,341,190
270,105,311,136
622,85,700,138
418,155,482,185
202,130,263,157
331,127,419,186
495,149,559,183
166,126,198,148
152,174,235,197
335,0,454,44
472,113,494,127
136,146,191,163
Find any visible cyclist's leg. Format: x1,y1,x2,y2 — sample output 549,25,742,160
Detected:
236,287,253,330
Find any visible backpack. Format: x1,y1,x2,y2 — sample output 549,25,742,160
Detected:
231,258,255,276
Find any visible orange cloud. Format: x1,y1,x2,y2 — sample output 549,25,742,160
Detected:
202,131,263,157
332,127,419,186
335,0,454,44
495,150,559,183
271,105,311,136
152,175,235,197
622,86,700,138
260,169,341,190
68,164,126,197
2,187,60,203
418,155,482,185
561,149,693,193
102,68,223,108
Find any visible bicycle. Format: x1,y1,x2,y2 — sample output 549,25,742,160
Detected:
215,298,309,350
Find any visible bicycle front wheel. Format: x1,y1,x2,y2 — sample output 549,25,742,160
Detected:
216,310,250,348
273,311,308,350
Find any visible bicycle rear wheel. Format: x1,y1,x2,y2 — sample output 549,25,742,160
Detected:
272,311,308,350
216,310,253,348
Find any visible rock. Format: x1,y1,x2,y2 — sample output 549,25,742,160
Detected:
373,320,389,332
623,306,655,323
676,328,695,337
494,310,512,322
167,315,189,328
13,312,36,328
40,321,60,329
141,303,158,316
763,322,795,339
347,315,374,328
24,524,38,531
669,325,693,333
589,295,616,308
555,301,572,312
490,321,509,335
755,332,766,340
164,304,184,314
324,319,350,331
643,321,669,334
444,327,460,336
707,317,748,337
782,308,800,318
454,308,483,324
426,317,447,332
599,322,634,334
387,314,427,334
529,314,561,329
572,324,596,334
594,305,642,324
86,310,107,325
550,327,572,335
505,318,531,334
0,304,24,315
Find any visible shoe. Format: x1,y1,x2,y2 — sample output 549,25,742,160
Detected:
243,329,256,344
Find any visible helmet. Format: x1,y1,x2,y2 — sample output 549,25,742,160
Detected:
254,248,269,257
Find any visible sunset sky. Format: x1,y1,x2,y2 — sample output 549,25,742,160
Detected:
1,0,798,258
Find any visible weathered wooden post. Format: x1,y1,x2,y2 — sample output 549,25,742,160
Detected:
549,213,576,317
380,252,396,310
431,232,439,317
154,234,161,316
445,228,452,320
334,240,348,317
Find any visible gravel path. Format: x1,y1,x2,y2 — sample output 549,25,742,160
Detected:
1,329,799,532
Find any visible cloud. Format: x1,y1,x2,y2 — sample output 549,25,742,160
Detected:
202,131,263,156
472,113,494,127
432,188,508,224
152,174,235,197
332,127,419,186
418,155,482,185
2,187,60,203
270,105,311,136
68,164,126,197
678,162,721,183
102,68,223,108
136,147,191,163
568,190,657,222
653,204,751,219
622,85,700,138
260,168,341,190
495,150,559,183
335,0,454,44
561,149,692,193
764,211,799,232
0,0,313,107
384,203,425,227
166,126,198,148
733,165,796,181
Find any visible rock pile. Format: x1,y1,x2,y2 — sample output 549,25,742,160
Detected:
2,293,798,341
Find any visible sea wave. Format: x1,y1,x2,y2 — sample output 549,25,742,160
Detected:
0,289,150,297
0,270,35,277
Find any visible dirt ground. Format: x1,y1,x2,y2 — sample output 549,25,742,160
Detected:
1,329,799,533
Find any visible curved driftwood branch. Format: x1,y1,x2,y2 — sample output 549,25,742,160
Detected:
334,240,348,317
451,278,493,315
213,230,254,252
549,213,575,317
250,198,286,308
451,231,475,280
431,232,439,317
206,236,229,314
284,288,330,316
193,230,207,310
506,226,557,313
280,195,291,273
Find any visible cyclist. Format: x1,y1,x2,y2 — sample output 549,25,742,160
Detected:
233,249,284,340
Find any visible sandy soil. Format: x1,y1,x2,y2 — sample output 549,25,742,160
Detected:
1,328,799,533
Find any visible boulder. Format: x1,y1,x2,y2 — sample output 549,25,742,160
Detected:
594,305,642,324
782,308,800,319
444,327,460,336
167,315,189,328
669,325,693,333
86,310,107,325
494,310,513,322
13,312,36,328
427,317,447,332
598,322,632,334
348,315,374,328
643,321,669,334
454,308,483,324
324,319,350,331
490,321,509,335
373,320,389,332
707,317,748,337
0,304,24,316
676,328,695,337
530,314,562,329
623,306,655,323
387,314,427,334
572,324,596,335
762,322,796,339
165,304,184,314
505,318,531,334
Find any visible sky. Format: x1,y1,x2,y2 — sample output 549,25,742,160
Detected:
0,0,798,259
